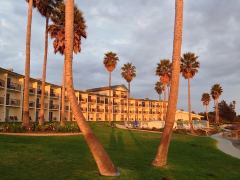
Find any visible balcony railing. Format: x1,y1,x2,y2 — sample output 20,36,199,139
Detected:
0,97,4,104
0,79,5,88
7,82,21,91
29,101,35,108
6,98,20,106
6,116,18,122
29,88,36,94
50,92,59,98
36,103,48,109
37,89,48,96
49,104,59,109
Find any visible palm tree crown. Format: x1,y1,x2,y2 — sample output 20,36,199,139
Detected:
121,63,136,83
156,59,172,84
180,52,199,79
103,52,119,73
201,93,211,106
48,2,87,55
36,0,62,17
155,81,164,97
211,84,223,100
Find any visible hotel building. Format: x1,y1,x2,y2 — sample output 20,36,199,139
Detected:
0,67,166,122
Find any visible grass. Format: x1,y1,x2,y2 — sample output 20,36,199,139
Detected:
0,123,240,180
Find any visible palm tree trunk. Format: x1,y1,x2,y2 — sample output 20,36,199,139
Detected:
60,62,66,126
127,82,130,121
215,99,219,124
23,0,33,128
163,83,167,121
152,0,183,167
159,94,161,120
64,0,118,176
188,78,194,132
206,105,209,128
39,17,49,126
108,72,111,123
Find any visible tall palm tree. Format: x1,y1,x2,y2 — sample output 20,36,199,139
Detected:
211,84,223,124
37,0,62,125
152,0,184,167
64,0,118,176
48,2,86,125
103,52,119,122
156,59,172,121
155,81,164,120
121,63,136,121
201,93,211,127
180,52,199,132
23,0,36,128
155,81,164,101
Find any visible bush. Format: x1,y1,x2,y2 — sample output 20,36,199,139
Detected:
0,122,80,133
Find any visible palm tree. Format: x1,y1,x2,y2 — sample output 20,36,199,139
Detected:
201,93,211,127
152,0,184,167
36,0,62,125
155,81,164,101
156,59,172,121
64,0,118,176
48,2,86,126
211,84,223,124
23,0,36,128
121,63,136,121
103,52,119,122
155,81,164,120
180,52,199,132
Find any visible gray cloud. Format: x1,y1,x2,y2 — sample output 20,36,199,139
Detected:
0,0,240,114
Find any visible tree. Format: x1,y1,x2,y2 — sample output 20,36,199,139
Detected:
155,81,164,101
64,0,118,176
152,0,184,167
37,0,63,125
155,81,164,120
48,1,86,125
218,100,236,123
103,52,119,122
211,84,223,124
23,0,36,128
180,52,199,132
121,63,136,121
156,59,172,121
201,93,211,127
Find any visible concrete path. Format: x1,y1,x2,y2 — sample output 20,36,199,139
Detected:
0,132,82,136
211,133,240,159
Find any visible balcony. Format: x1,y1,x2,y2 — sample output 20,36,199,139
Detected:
36,103,48,109
37,89,48,96
80,107,87,112
97,109,104,113
49,104,59,110
6,98,20,106
88,99,96,103
121,94,127,98
97,100,105,104
7,82,21,91
5,116,18,122
0,97,4,105
0,79,5,88
65,106,69,110
29,101,35,108
29,88,36,95
50,92,59,99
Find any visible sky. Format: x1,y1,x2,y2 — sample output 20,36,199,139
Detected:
0,0,240,114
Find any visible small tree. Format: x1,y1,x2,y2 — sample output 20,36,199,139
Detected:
211,84,223,124
201,93,211,127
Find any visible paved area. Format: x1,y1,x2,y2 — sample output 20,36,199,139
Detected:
211,133,240,159
0,132,82,136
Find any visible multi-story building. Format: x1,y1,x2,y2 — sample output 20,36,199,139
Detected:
0,67,166,122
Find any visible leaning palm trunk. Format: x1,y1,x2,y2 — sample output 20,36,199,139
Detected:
39,17,49,125
60,62,66,126
23,0,33,128
187,78,194,132
64,0,118,176
205,105,209,128
152,0,183,167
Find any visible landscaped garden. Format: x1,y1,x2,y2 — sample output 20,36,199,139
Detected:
0,123,239,180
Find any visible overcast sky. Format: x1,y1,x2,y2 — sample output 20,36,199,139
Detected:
0,0,239,114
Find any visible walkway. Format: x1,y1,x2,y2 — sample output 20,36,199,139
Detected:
0,132,82,136
211,133,240,159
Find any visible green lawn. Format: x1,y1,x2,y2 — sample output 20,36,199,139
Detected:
0,123,240,180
